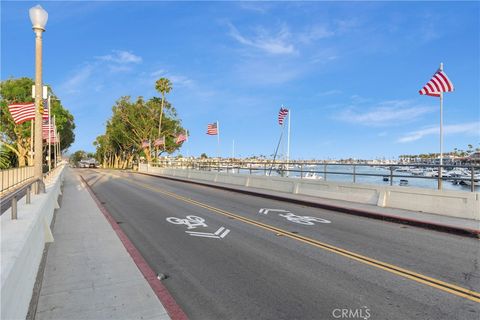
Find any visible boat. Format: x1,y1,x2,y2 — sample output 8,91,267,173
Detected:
444,168,470,178
422,168,438,177
409,168,424,176
303,172,323,180
458,174,480,186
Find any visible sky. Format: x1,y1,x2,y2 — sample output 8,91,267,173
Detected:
2,1,479,159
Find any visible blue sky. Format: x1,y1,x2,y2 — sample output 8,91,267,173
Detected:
2,1,479,159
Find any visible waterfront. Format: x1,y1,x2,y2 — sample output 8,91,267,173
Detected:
171,161,480,193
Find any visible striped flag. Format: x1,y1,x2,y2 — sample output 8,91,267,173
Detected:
42,120,57,143
7,101,49,124
419,69,454,97
153,137,165,147
8,103,35,124
207,122,218,135
141,140,150,149
176,132,187,144
42,120,56,144
278,107,289,125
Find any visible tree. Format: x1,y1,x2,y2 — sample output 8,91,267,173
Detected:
200,153,208,159
467,144,474,154
154,77,172,139
70,150,86,165
0,77,75,167
94,94,185,168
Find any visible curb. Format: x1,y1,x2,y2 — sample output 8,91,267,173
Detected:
135,171,479,238
80,175,188,320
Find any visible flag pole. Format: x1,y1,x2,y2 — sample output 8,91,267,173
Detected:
53,115,57,166
47,94,51,171
30,120,34,165
232,139,235,159
217,120,220,159
57,130,61,164
186,130,189,158
286,108,291,177
438,62,444,190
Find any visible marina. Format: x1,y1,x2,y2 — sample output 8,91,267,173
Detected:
150,160,480,192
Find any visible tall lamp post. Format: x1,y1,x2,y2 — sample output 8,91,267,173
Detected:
29,5,48,193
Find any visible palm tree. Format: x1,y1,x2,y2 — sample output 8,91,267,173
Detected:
155,77,173,137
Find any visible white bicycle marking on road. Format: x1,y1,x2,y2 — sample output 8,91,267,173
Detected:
278,212,331,225
166,215,207,229
166,215,230,239
258,208,331,225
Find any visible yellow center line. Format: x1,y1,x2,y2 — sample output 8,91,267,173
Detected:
93,170,480,303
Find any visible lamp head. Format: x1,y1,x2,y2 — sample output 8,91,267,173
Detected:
29,5,48,31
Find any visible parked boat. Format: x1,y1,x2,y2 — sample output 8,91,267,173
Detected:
303,172,323,180
458,174,480,186
422,168,438,177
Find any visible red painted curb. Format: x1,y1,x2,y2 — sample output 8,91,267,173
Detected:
80,174,188,320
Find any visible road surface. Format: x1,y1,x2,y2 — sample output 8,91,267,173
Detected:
80,169,480,320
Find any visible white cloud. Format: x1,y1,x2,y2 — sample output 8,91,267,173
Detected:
60,50,142,95
150,69,194,88
397,122,480,143
298,25,334,44
237,2,271,14
227,22,296,55
335,100,435,126
317,89,342,97
61,64,93,94
97,50,142,64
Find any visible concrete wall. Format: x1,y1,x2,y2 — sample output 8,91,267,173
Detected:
1,166,65,320
139,164,479,221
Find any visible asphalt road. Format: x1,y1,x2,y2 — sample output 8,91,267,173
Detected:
81,169,480,320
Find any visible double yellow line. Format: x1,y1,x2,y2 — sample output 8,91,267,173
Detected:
93,170,480,303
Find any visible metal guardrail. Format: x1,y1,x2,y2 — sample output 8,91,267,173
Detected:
1,163,65,220
1,179,42,219
0,166,34,193
149,160,479,192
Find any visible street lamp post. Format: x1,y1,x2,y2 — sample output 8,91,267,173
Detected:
29,5,48,193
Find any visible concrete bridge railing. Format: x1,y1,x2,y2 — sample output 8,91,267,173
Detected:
1,165,65,320
139,164,479,221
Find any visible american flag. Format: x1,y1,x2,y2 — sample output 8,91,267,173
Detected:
207,122,218,135
7,101,49,124
141,140,150,149
419,69,454,97
278,107,289,125
153,137,165,147
42,119,57,143
176,132,187,144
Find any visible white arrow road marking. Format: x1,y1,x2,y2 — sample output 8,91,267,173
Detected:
258,208,291,215
186,227,231,239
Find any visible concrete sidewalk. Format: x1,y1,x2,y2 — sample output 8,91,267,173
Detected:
137,171,480,237
33,169,171,320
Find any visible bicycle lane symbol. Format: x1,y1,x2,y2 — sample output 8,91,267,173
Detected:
166,215,208,229
258,208,331,226
278,212,331,225
165,215,230,239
